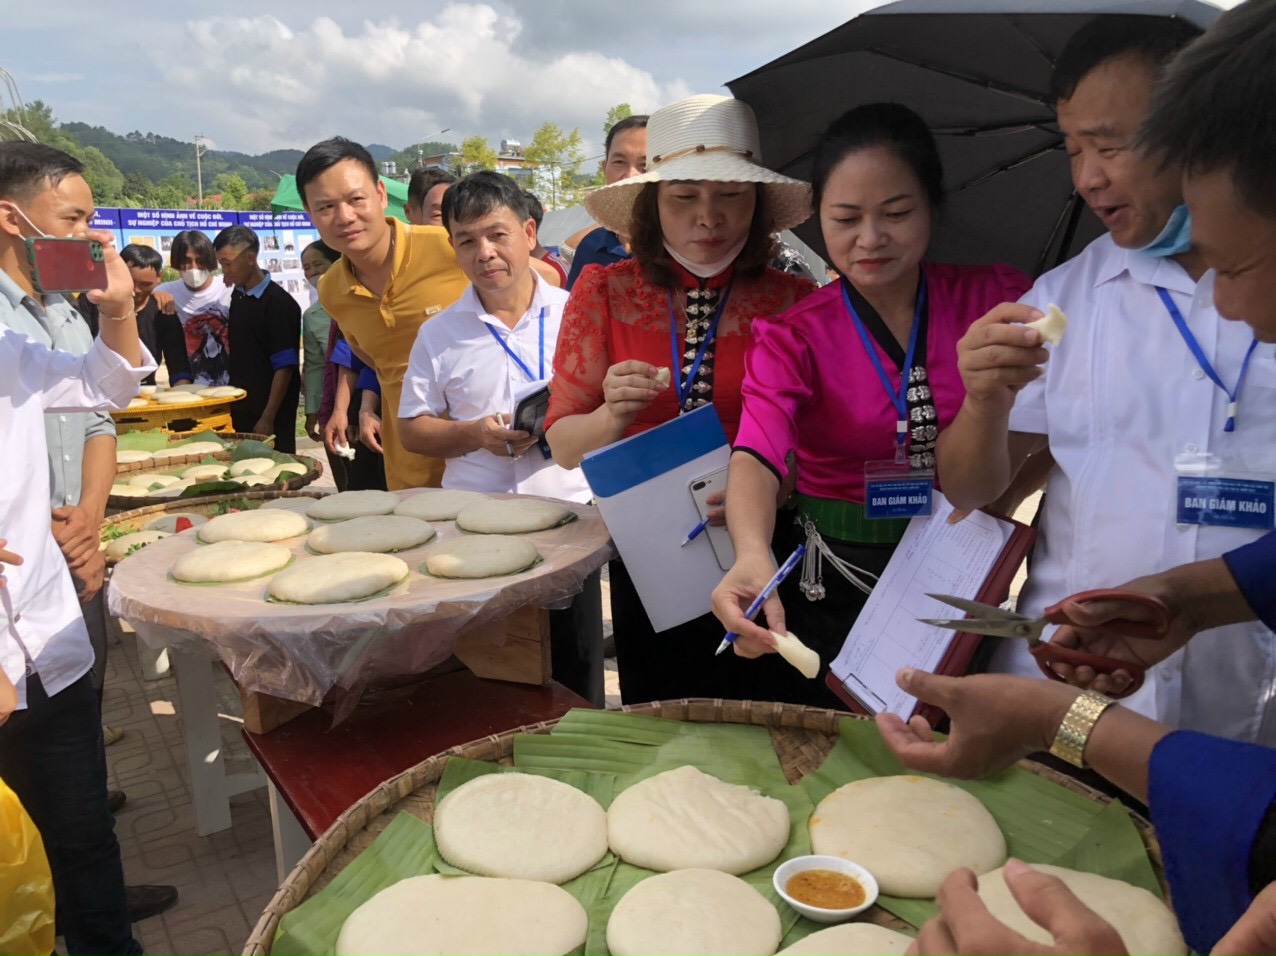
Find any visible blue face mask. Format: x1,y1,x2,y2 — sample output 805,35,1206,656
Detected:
1138,203,1193,257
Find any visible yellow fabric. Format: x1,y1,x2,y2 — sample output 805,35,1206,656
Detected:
0,778,55,956
318,218,468,489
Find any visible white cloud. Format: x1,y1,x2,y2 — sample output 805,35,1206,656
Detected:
159,5,688,154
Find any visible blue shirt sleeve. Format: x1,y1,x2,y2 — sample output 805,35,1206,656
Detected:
330,338,354,369
1149,730,1276,953
1222,532,1276,630
270,348,300,371
356,366,380,394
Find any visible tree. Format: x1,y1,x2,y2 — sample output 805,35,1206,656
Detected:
603,103,633,139
213,172,248,210
455,135,498,175
245,190,276,212
523,122,585,210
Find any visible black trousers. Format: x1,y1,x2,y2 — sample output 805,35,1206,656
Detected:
548,570,605,707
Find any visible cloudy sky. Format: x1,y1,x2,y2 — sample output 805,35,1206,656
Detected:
2,2,880,157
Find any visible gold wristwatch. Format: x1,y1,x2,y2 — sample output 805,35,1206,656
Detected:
1049,690,1116,768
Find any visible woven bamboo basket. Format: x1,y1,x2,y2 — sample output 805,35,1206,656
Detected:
242,698,1164,955
101,488,326,567
115,432,275,476
107,453,324,511
109,391,242,434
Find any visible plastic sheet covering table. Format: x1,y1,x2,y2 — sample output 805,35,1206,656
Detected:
105,492,614,834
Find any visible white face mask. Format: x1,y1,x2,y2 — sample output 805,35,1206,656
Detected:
181,268,210,289
663,237,748,279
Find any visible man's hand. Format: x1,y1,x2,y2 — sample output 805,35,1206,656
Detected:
359,408,384,453
955,304,1049,416
82,229,135,316
1213,881,1276,955
323,410,353,452
909,862,1127,955
602,360,668,427
876,669,1077,779
50,505,99,570
1048,577,1196,696
470,414,537,459
710,551,781,660
305,413,322,442
151,290,174,313
72,549,106,604
252,416,274,437
0,538,22,588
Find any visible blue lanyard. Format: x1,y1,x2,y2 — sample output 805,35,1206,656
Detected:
841,275,926,454
1156,286,1256,432
486,306,546,382
669,280,734,411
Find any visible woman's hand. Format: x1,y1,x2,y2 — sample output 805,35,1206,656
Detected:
323,410,349,453
705,491,726,526
711,550,783,659
0,539,21,589
956,304,1049,416
601,360,667,428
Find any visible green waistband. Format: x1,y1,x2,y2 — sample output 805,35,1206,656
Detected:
791,494,910,545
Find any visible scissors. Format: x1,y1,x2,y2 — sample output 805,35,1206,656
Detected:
918,589,1174,699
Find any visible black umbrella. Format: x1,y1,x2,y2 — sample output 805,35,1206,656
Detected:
728,0,1219,277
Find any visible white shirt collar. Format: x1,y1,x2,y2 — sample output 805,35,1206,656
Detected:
457,269,550,332
1092,236,1198,296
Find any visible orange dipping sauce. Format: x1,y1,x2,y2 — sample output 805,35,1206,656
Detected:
785,868,867,910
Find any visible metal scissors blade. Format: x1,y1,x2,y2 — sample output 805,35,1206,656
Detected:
920,594,1043,640
925,593,1023,621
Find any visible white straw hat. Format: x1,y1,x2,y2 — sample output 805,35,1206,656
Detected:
584,94,812,237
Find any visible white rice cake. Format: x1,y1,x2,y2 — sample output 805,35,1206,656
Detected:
422,535,538,578
198,509,309,543
307,490,400,520
104,530,169,559
229,457,277,477
116,449,152,464
455,498,571,534
394,489,492,521
308,515,436,554
172,540,292,583
267,552,409,604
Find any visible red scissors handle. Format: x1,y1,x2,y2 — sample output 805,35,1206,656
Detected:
1042,588,1173,640
1029,643,1146,698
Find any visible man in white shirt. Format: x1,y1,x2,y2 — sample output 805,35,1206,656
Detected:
936,16,1276,746
399,171,601,702
0,141,156,954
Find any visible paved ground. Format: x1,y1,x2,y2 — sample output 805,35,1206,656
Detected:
95,442,1032,954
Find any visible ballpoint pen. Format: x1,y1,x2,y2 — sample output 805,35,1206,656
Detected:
715,544,807,656
680,516,712,547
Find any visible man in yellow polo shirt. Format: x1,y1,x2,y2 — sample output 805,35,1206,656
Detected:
295,137,468,489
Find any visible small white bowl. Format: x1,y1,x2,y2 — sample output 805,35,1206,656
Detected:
773,854,879,923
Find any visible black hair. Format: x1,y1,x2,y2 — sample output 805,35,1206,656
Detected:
1050,15,1201,104
295,137,378,208
407,167,457,209
604,114,648,157
809,103,944,212
522,190,545,229
440,171,530,234
120,243,163,273
213,224,260,255
0,141,84,202
302,238,341,264
1141,0,1276,220
168,230,217,271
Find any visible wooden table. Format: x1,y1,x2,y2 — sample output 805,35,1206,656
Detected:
106,494,613,835
242,670,590,879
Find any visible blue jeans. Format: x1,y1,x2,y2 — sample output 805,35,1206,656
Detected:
0,671,140,954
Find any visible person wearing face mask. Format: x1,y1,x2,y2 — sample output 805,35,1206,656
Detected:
155,229,233,385
545,94,815,704
711,105,1031,708
932,17,1276,748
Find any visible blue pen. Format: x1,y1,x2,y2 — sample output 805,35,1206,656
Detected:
680,516,712,547
714,544,807,656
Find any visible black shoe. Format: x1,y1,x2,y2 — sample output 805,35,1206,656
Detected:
107,789,127,814
126,884,178,922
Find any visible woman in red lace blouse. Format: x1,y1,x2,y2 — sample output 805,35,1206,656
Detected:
545,94,814,704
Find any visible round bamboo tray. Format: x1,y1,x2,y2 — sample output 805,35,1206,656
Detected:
109,391,242,435
242,698,1164,955
115,432,274,476
107,453,323,511
101,488,326,567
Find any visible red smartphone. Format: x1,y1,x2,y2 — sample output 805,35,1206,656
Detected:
26,238,108,294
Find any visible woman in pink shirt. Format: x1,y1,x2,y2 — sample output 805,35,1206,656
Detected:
713,103,1032,708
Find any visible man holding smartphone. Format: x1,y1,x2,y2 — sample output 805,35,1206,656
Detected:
0,141,173,953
